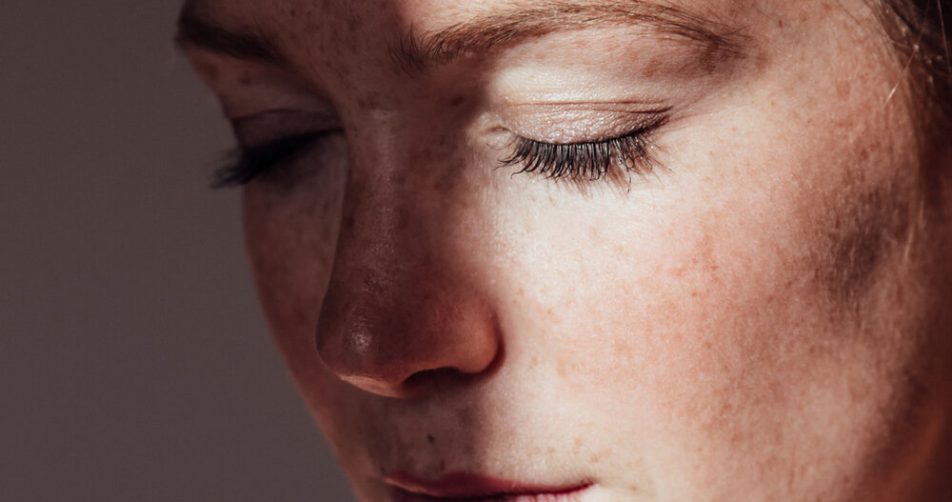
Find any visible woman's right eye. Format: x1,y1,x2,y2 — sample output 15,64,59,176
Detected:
212,131,338,189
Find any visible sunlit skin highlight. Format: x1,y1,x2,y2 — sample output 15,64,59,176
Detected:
180,0,952,500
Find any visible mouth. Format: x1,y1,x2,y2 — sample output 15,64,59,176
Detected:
384,471,593,501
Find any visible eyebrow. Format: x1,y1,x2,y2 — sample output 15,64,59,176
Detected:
176,6,285,66
176,0,747,74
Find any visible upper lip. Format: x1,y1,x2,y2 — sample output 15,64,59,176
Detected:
383,471,593,499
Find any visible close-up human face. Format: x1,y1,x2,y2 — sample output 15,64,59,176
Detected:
179,0,952,500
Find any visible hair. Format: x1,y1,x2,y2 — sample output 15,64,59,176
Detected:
880,0,952,126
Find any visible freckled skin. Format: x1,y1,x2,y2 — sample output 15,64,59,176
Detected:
183,0,952,500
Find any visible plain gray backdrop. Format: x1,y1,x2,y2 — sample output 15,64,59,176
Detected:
1,1,353,500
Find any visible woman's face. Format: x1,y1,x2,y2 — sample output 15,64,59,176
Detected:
181,0,952,500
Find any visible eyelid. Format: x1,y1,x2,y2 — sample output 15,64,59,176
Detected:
230,109,341,147
498,104,672,144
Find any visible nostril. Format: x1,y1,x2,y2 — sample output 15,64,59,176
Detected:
402,367,462,391
401,344,505,394
390,368,478,398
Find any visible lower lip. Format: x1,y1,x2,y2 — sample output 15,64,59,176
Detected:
390,488,590,502
385,473,592,501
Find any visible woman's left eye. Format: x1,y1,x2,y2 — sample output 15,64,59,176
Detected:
501,114,667,184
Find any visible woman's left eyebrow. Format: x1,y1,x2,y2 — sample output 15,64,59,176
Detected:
393,1,749,76
176,0,749,74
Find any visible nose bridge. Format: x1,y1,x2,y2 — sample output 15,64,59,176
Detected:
315,129,498,397
326,173,440,340
334,131,445,305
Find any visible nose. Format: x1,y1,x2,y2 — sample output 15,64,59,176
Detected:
315,173,500,399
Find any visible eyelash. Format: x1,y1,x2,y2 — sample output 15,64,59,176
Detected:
212,116,666,188
500,122,664,183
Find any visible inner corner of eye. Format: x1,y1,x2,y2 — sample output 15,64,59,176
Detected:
481,126,517,147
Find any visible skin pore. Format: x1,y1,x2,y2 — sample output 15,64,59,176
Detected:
180,0,952,500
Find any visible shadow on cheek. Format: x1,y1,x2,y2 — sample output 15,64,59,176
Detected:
822,181,920,305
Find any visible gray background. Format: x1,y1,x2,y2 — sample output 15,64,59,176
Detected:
1,1,352,500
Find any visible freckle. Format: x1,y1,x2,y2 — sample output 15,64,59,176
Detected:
450,95,465,107
590,453,601,463
426,433,436,445
347,15,365,35
836,79,852,99
456,407,474,427
670,265,687,278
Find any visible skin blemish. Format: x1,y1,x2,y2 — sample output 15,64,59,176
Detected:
836,79,852,99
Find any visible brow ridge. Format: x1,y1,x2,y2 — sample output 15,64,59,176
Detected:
176,10,285,65
391,1,748,75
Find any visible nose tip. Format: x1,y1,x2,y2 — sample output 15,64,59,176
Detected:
315,291,500,398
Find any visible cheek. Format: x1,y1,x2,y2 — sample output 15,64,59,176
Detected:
482,66,924,493
491,181,815,401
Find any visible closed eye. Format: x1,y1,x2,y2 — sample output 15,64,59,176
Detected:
212,132,328,189
501,114,667,184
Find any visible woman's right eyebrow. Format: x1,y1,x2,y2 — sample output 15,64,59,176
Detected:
176,0,749,74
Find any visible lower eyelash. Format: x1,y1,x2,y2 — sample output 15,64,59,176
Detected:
500,118,667,183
